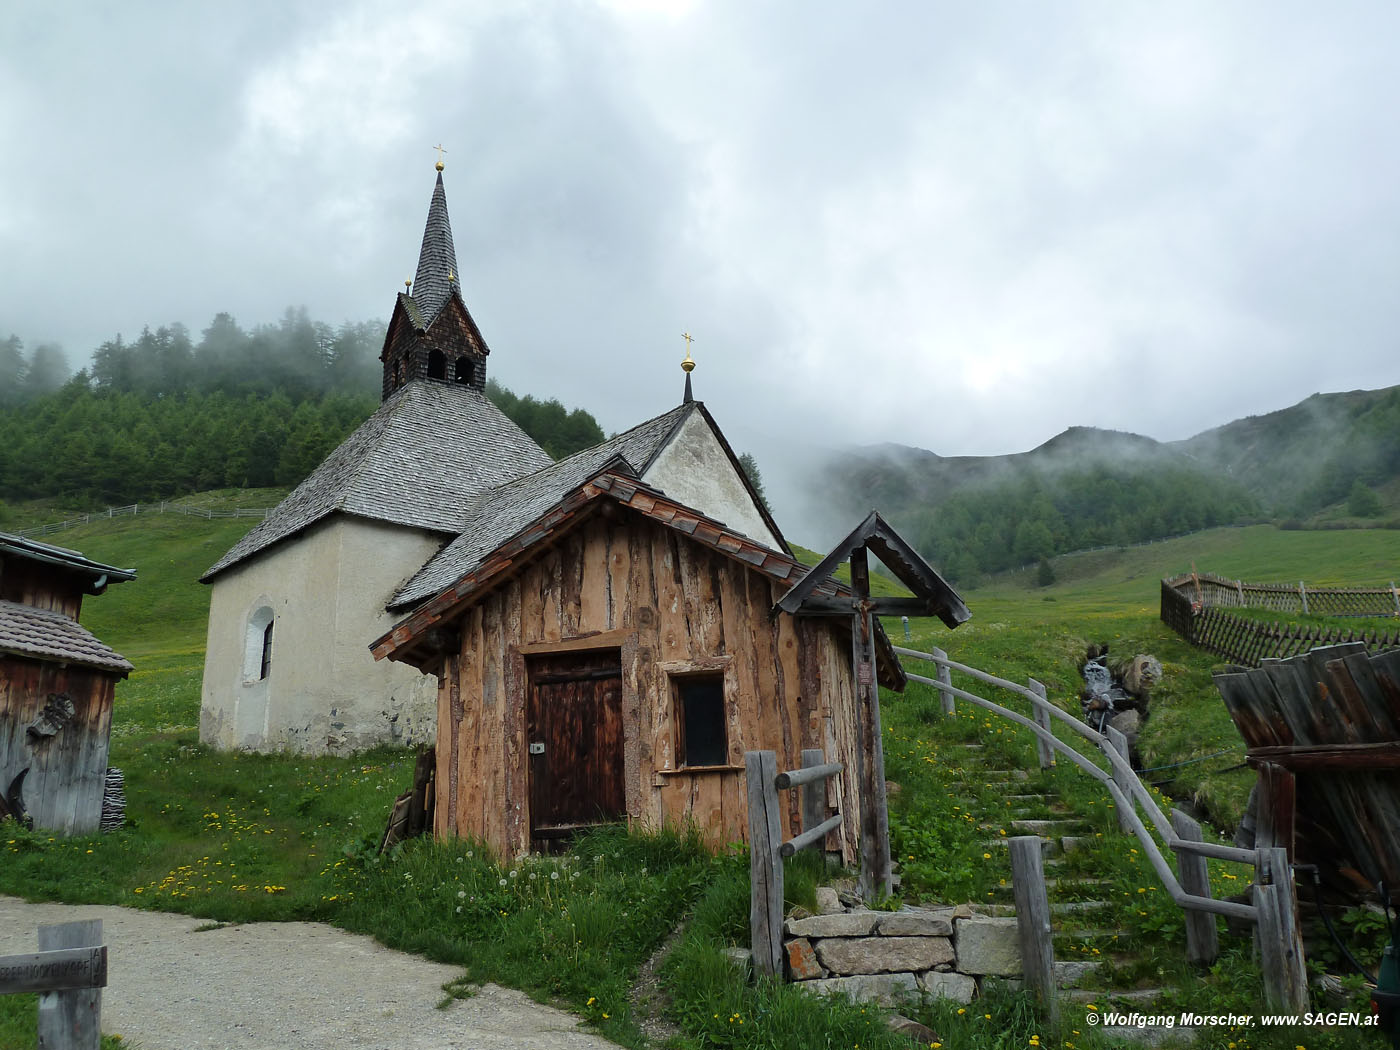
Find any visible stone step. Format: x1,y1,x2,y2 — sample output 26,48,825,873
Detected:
1045,878,1113,891
1009,819,1089,835
1067,987,1167,1006
1004,794,1054,802
1060,835,1098,852
1050,900,1112,915
982,837,1062,858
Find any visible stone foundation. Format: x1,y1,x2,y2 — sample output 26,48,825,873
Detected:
785,904,1024,1006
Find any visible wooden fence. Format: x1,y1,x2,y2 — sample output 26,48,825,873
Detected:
893,645,1309,1012
1164,570,1400,618
16,501,272,539
1161,581,1400,667
0,919,106,1049
746,748,844,977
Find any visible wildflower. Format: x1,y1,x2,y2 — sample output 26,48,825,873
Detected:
983,852,992,860
509,869,519,879
458,890,466,899
499,878,507,887
551,871,560,881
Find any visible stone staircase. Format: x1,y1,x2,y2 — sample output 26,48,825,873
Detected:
953,755,1185,1037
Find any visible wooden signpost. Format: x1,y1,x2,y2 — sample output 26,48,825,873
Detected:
0,920,106,1050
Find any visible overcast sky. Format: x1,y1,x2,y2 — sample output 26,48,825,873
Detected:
5,2,1399,513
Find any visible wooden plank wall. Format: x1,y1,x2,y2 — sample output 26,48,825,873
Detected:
0,657,114,835
0,560,83,618
435,511,861,861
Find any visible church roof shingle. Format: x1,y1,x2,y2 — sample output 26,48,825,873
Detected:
410,172,459,328
388,402,694,609
201,382,552,581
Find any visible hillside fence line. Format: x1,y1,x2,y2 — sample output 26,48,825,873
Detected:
1161,573,1400,667
14,502,273,540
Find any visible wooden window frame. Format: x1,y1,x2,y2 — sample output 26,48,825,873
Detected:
670,669,729,770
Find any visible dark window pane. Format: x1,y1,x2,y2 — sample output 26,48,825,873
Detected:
678,675,726,767
260,620,274,680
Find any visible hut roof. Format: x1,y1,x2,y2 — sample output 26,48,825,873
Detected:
0,600,133,675
202,381,552,581
389,402,694,609
0,533,136,593
373,468,905,687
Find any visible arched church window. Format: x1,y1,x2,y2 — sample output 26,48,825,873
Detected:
243,605,275,683
427,350,446,381
454,358,474,385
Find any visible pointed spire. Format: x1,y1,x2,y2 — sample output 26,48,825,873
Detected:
681,332,696,403
411,171,460,327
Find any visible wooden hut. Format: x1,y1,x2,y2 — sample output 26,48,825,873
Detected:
0,533,135,835
373,466,963,861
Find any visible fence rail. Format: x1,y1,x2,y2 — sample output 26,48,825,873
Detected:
1164,570,1400,618
16,501,272,539
747,748,843,977
1161,582,1400,667
893,645,1307,1012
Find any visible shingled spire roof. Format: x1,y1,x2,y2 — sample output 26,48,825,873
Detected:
411,172,460,327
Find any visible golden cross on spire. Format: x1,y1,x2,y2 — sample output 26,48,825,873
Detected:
681,331,695,372
433,143,447,171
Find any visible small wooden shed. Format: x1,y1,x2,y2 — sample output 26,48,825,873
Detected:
0,533,135,835
373,468,956,860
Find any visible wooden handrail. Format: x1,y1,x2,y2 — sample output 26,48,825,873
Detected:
896,649,1258,923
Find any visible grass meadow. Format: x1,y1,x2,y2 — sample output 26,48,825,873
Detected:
3,510,1394,1049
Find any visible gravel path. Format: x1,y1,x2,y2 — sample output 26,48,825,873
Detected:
0,896,621,1050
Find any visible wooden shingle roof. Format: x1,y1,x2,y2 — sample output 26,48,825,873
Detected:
201,381,552,581
389,402,693,609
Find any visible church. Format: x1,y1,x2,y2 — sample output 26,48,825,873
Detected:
198,163,783,756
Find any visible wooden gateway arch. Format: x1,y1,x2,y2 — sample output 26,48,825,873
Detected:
775,511,970,898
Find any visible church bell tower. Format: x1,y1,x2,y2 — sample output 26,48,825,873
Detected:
380,157,491,400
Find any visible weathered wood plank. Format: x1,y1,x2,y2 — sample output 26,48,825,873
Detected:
1171,809,1220,965
37,919,103,1050
1254,847,1308,1013
1010,837,1056,1019
1028,678,1054,770
0,945,107,994
746,750,784,977
1105,726,1134,833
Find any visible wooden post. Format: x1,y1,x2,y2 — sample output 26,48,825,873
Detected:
1170,809,1220,965
849,547,892,901
746,750,784,977
1010,836,1057,1020
1298,581,1309,616
1028,678,1054,770
931,646,955,715
36,919,104,1050
1254,847,1308,1013
800,748,826,846
1391,582,1398,616
1105,726,1134,832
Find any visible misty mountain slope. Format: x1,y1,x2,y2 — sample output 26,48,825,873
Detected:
811,384,1400,583
1173,385,1400,513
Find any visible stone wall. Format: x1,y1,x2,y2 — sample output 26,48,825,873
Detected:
784,895,1025,1007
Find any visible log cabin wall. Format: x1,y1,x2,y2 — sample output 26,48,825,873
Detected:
0,656,116,835
435,510,862,862
0,559,84,619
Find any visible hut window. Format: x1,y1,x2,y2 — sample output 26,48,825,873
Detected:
454,357,474,385
427,349,446,380
674,673,727,767
243,606,275,683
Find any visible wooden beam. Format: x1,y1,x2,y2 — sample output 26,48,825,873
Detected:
1171,809,1220,966
0,946,107,995
1010,836,1056,1019
746,750,784,977
36,920,103,1050
850,549,892,901
1246,741,1400,770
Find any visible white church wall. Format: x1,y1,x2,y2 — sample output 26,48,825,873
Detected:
643,411,782,550
200,515,443,755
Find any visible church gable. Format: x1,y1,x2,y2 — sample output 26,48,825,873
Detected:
641,406,786,553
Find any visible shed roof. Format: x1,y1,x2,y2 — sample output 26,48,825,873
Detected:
0,600,133,675
202,381,552,581
388,401,695,609
373,468,905,688
0,533,136,592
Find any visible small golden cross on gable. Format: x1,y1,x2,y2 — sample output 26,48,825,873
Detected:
681,332,694,350
433,143,447,171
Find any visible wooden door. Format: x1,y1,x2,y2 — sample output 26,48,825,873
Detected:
527,649,625,845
